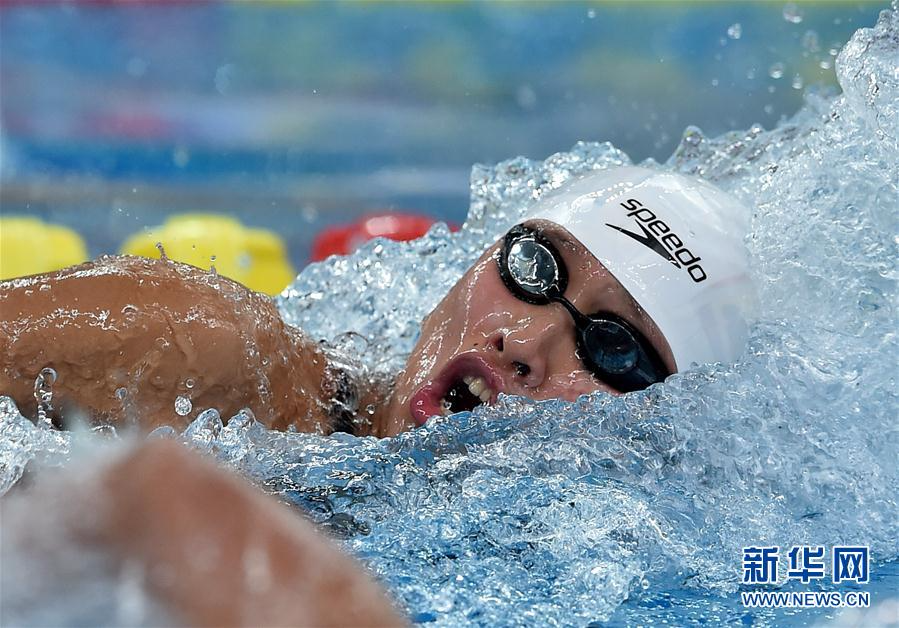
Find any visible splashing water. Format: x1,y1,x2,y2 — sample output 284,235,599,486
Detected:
2,6,898,626
32,367,57,430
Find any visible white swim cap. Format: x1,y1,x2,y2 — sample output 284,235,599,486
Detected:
525,166,757,371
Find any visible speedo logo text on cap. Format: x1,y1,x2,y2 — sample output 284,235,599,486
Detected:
606,198,707,283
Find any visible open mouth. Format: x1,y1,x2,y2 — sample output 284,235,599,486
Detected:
409,353,502,427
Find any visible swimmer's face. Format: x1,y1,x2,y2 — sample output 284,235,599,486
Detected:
379,220,676,436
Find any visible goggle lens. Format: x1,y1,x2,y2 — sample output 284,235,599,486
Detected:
581,320,639,375
506,238,559,298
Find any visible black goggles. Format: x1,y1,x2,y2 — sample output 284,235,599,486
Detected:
496,224,670,393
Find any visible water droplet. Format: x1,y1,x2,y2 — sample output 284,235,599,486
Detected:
791,74,804,90
121,304,139,324
172,146,190,168
819,59,832,70
149,425,177,439
34,368,57,429
366,403,376,416
92,424,118,439
769,62,785,79
174,395,192,417
727,23,742,40
586,8,596,19
782,2,803,24
746,67,757,80
115,387,128,401
801,30,820,53
215,63,235,95
301,205,319,222
683,127,704,147
516,84,537,110
39,367,57,386
711,78,719,87
39,284,51,292
184,378,195,389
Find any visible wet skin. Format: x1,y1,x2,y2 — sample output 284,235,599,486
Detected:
0,256,333,432
378,220,676,437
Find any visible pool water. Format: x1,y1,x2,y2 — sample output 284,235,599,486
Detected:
2,4,898,627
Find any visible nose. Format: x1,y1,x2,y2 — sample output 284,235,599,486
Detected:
488,307,578,389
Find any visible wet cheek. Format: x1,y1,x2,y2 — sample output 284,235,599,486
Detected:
405,319,453,390
448,269,513,345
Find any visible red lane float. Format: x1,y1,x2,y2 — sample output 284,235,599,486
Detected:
310,212,458,262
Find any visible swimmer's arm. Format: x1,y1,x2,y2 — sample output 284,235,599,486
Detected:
0,256,332,432
22,441,406,626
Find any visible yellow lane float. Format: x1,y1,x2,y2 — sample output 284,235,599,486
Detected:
0,217,89,280
121,214,296,296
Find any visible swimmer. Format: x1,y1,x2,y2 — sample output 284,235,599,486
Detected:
0,166,757,626
1,167,757,436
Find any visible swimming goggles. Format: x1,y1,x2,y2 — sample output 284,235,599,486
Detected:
496,224,670,392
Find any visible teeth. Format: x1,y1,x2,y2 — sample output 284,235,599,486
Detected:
466,377,493,404
439,376,495,416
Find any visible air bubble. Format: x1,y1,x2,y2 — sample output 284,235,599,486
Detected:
726,23,742,40
769,62,785,79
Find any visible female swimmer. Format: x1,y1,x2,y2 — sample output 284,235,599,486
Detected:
0,167,757,436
